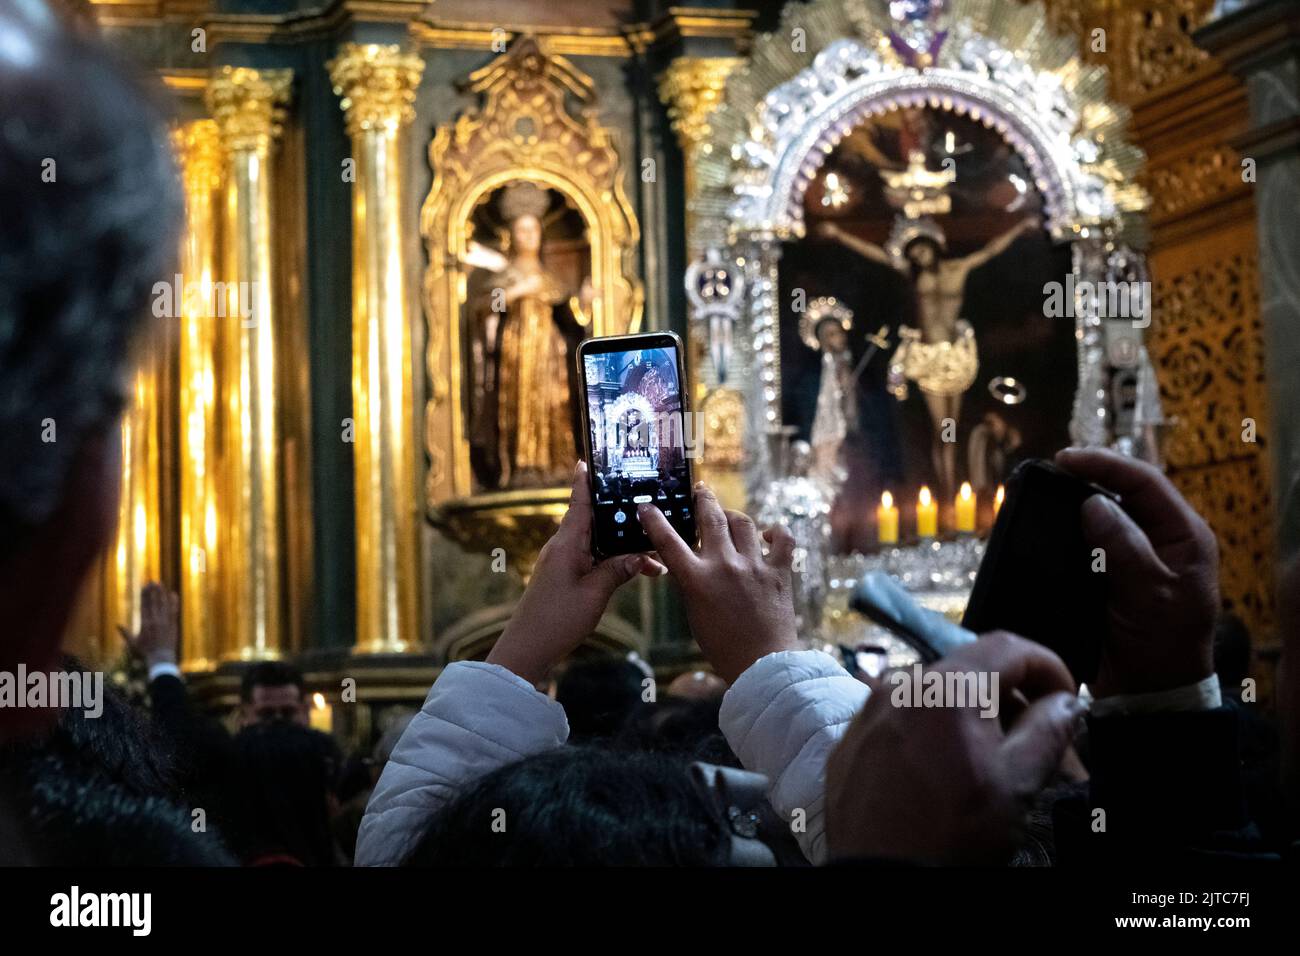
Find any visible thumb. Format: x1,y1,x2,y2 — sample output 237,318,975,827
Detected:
1000,691,1084,795
581,553,646,600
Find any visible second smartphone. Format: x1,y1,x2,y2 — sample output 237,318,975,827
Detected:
576,332,698,558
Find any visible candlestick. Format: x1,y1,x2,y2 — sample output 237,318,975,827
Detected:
877,490,899,545
993,484,1005,519
955,481,976,533
917,486,938,538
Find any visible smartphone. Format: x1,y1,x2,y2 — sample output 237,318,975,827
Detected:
852,570,977,663
576,332,698,558
961,459,1118,684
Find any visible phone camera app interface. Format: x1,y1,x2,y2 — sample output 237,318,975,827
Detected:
583,346,694,552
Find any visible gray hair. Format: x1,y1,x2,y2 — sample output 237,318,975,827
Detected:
0,0,182,545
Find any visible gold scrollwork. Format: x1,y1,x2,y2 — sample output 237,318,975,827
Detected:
422,36,643,560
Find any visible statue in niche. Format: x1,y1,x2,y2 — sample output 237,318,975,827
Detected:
465,181,594,489
818,212,1036,496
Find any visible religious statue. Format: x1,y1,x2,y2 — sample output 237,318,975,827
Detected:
465,181,593,489
819,213,1036,496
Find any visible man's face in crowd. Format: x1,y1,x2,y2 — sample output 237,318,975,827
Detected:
242,684,308,727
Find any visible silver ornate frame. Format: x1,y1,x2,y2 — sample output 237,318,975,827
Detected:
687,0,1152,502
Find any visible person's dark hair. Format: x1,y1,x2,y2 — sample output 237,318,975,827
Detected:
407,746,732,866
0,750,233,866
239,660,306,703
0,2,181,552
622,696,740,768
225,722,340,867
554,656,649,742
31,656,180,800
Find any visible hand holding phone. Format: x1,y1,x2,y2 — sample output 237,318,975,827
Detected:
1053,447,1218,697
637,489,800,683
485,462,665,684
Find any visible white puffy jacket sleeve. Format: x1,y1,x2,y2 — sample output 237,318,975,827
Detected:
355,660,568,867
719,649,870,865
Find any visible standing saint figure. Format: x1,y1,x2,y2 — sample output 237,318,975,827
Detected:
819,214,1035,496
466,182,592,488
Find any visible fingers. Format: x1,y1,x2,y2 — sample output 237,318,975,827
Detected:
1000,691,1084,795
726,510,762,560
557,460,593,542
694,483,733,555
637,502,697,576
583,552,649,598
638,556,669,578
1055,447,1214,555
1081,494,1173,584
763,525,796,569
948,630,1076,701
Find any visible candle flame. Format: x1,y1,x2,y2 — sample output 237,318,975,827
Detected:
881,490,893,509
959,481,973,501
918,486,932,507
312,692,327,710
995,485,1005,506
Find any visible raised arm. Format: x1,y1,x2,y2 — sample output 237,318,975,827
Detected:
818,222,898,271
956,217,1036,271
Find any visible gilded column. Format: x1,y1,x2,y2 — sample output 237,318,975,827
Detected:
658,57,743,244
102,340,163,653
207,66,292,660
659,57,746,507
172,119,223,671
328,44,423,653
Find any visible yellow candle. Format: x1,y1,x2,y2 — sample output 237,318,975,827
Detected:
993,484,1005,519
917,486,938,538
877,490,899,545
308,692,333,733
955,481,976,533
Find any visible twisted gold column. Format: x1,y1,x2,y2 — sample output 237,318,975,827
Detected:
207,67,292,661
173,119,223,671
328,44,423,653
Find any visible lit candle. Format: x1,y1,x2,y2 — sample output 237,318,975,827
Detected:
955,481,976,533
993,484,1005,519
308,692,333,733
877,490,899,545
917,486,938,538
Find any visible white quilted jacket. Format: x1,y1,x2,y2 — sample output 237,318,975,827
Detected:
355,649,869,866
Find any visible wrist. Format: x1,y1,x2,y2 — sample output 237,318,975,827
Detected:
143,651,178,670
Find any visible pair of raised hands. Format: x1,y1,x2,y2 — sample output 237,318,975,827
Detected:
486,461,801,684
490,449,1222,865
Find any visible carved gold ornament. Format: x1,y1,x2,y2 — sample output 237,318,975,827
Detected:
421,36,643,560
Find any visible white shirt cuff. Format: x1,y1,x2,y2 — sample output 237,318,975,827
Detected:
147,661,183,682
1088,673,1221,718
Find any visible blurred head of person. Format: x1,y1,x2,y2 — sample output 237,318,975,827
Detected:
0,659,227,865
554,654,650,743
0,1,181,728
227,721,341,867
406,746,734,866
239,661,308,727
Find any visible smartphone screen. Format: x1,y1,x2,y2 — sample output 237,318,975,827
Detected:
578,333,697,558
